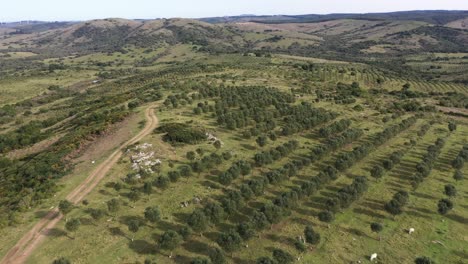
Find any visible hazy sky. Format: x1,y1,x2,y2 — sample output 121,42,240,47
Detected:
1,0,468,22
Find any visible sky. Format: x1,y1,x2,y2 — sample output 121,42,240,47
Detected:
1,0,468,22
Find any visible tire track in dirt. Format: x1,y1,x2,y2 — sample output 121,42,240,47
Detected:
1,105,159,264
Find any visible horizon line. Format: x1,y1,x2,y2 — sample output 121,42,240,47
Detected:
1,9,467,23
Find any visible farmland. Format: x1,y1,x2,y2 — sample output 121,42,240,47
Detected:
0,10,467,264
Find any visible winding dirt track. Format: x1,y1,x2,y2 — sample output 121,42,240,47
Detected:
1,105,159,264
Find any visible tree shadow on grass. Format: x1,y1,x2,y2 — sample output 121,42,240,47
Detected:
156,220,185,232
303,200,327,211
353,207,386,219
182,239,211,256
204,231,222,242
410,206,433,215
108,226,128,240
446,213,468,224
361,200,384,211
173,212,190,223
119,215,146,225
173,254,193,264
129,239,155,254
294,207,318,217
291,217,314,226
340,226,374,240
34,210,51,219
78,217,95,226
405,210,430,219
231,257,254,264
44,228,67,237
452,250,468,260
411,192,437,200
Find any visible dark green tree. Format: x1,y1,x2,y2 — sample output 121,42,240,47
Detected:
437,199,453,215
127,220,140,241
370,165,384,179
256,136,268,147
256,257,275,264
304,225,320,245
318,211,334,222
159,230,182,258
89,208,105,223
448,122,457,132
144,206,161,224
186,151,196,161
272,248,294,264
217,231,243,253
370,222,383,240
106,198,120,215
65,218,81,239
59,200,74,221
188,209,208,234
52,257,71,264
453,170,464,181
209,247,226,264
444,184,456,197
415,256,435,264
214,140,222,151
190,257,210,264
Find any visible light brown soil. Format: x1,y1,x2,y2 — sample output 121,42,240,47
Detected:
0,105,159,264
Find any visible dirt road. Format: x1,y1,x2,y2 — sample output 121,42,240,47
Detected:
1,105,159,264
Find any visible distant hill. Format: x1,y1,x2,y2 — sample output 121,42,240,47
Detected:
0,10,467,71
200,10,468,25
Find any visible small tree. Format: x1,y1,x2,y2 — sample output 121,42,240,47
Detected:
437,199,453,215
65,218,81,239
143,181,153,195
382,159,394,170
304,225,320,245
52,257,71,264
444,184,456,197
127,220,140,241
415,256,435,264
256,257,275,264
128,190,141,206
318,211,334,222
107,198,120,216
370,222,383,240
448,122,457,132
89,208,105,223
272,248,294,264
452,156,464,169
188,209,208,235
190,257,210,264
144,206,161,225
209,247,226,264
370,165,384,179
453,170,464,181
214,140,222,151
256,136,268,147
186,151,196,161
59,200,73,221
217,231,243,253
196,148,205,156
178,226,192,240
159,230,182,258
294,239,307,252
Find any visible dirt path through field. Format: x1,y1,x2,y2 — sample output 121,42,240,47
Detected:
1,105,159,264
